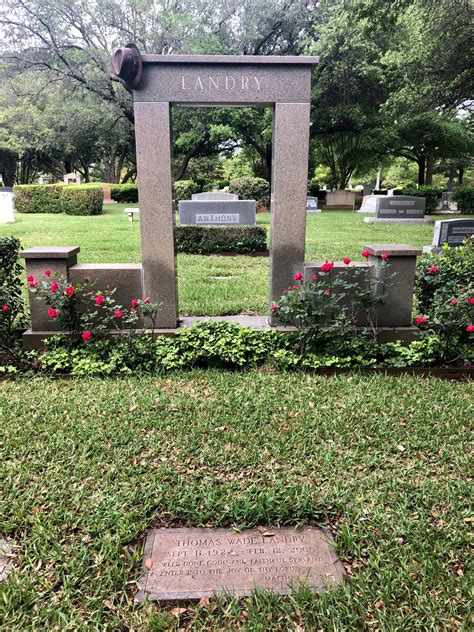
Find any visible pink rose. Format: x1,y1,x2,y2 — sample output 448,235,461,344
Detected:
416,316,426,325
361,250,370,258
44,270,51,277
466,325,474,333
468,297,474,305
1,304,8,313
311,274,317,280
47,307,58,319
381,253,389,260
26,275,35,282
294,272,303,281
131,298,139,309
82,331,91,341
271,304,279,311
450,299,458,306
51,281,59,293
143,297,151,304
95,294,105,306
321,261,333,272
428,266,439,275
66,286,76,297
114,310,123,319
343,257,351,265
29,280,37,288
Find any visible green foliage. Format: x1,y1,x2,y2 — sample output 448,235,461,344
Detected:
14,184,63,214
228,177,270,206
173,179,200,202
14,184,103,215
0,236,24,357
453,186,474,214
399,184,441,214
175,225,267,255
61,186,103,216
110,184,138,203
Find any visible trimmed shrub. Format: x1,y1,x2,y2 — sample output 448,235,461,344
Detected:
174,180,200,202
453,186,474,214
110,184,138,203
175,225,267,254
14,185,63,214
229,177,270,206
61,186,103,216
399,185,442,214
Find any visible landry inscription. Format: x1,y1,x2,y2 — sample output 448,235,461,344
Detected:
181,75,261,92
136,526,344,601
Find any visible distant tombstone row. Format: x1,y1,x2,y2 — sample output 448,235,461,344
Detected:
0,188,15,224
179,191,256,225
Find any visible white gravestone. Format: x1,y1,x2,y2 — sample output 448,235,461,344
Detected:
306,196,321,213
0,188,15,223
191,192,238,201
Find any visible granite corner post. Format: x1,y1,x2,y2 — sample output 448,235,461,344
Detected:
269,102,311,319
134,101,177,328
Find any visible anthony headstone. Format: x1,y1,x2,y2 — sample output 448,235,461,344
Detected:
179,200,256,225
0,188,15,224
137,526,344,601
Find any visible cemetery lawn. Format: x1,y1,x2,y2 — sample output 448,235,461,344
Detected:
0,205,459,316
1,372,471,630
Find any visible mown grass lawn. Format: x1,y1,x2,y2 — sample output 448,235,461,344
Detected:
0,372,471,630
0,205,458,316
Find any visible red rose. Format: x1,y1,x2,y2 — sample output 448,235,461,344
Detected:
311,274,317,280
26,275,35,282
131,298,139,309
361,250,370,258
381,253,389,260
294,272,303,281
47,307,58,319
428,266,439,275
66,286,76,296
321,261,333,272
44,270,51,277
416,316,426,325
271,304,279,311
143,297,151,304
29,280,37,288
1,304,8,313
82,331,91,341
466,325,474,333
114,310,123,319
468,297,474,305
450,298,458,306
343,257,351,265
95,294,105,306
51,281,59,293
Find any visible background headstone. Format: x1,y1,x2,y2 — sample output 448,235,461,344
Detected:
191,192,238,201
179,200,256,225
432,218,474,248
63,172,81,185
375,195,425,218
0,187,15,223
103,185,117,204
325,190,355,208
306,196,320,212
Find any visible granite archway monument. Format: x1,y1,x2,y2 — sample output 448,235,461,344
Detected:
115,46,319,327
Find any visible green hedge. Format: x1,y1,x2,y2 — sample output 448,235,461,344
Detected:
229,177,270,206
0,236,24,318
175,225,267,254
453,186,474,214
14,185,63,214
110,183,138,203
397,185,442,214
174,180,200,203
13,184,103,216
61,186,103,216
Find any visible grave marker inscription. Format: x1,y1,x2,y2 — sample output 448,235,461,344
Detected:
179,200,256,225
137,526,344,601
432,218,474,248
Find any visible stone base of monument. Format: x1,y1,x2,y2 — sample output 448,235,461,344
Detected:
364,217,434,225
135,526,344,602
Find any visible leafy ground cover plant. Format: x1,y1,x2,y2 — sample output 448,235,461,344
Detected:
0,236,25,363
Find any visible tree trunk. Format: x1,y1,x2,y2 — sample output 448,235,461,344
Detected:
457,165,464,186
447,163,455,191
122,167,137,183
425,152,435,186
418,157,426,186
1,154,17,187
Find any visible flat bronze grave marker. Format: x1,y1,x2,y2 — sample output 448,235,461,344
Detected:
136,526,344,601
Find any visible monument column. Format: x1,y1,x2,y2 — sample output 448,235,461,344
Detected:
270,102,311,317
134,101,177,327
